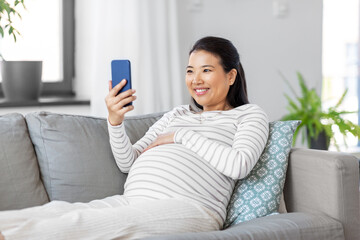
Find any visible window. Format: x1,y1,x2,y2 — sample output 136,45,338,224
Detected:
322,0,359,149
0,0,74,97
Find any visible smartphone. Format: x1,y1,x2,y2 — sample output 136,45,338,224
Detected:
111,59,132,106
111,60,132,102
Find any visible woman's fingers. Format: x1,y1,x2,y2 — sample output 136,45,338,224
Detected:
105,79,136,126
112,94,136,111
109,79,127,97
115,88,136,100
143,133,175,152
108,80,112,92
118,105,135,115
106,86,136,109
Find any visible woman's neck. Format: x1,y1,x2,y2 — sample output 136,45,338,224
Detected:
202,104,233,112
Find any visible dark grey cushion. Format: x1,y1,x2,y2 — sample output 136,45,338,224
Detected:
25,112,127,202
144,213,344,240
0,113,49,210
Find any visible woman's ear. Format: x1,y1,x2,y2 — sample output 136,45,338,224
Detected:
228,69,237,85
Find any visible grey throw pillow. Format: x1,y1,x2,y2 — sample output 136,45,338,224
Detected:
25,112,128,203
0,113,49,210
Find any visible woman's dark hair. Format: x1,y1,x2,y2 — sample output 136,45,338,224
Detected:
189,36,249,109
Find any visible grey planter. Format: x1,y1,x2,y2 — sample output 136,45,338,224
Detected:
1,61,42,101
307,128,330,150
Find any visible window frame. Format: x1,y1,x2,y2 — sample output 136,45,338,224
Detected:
0,0,75,97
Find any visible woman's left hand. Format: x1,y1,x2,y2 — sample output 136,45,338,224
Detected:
143,132,175,152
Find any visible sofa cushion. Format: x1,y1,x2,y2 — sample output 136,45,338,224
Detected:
0,113,49,210
224,120,300,227
25,112,128,202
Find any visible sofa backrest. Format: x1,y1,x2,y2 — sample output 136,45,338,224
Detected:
123,112,165,144
0,113,49,210
24,111,164,204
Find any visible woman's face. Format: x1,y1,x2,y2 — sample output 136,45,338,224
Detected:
186,50,236,111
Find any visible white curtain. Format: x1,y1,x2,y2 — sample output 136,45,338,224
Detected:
76,0,186,117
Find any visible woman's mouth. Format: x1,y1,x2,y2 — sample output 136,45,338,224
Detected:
194,88,209,95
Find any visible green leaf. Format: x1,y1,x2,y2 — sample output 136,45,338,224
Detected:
292,127,300,146
20,0,26,10
279,71,299,98
284,94,300,112
0,0,25,42
334,89,348,109
297,72,310,99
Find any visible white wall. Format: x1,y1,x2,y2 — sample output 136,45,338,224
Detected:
73,0,323,121
176,0,323,121
1,0,322,120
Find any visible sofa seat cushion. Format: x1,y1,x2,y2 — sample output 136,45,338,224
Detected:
144,213,344,240
25,112,128,203
0,113,49,210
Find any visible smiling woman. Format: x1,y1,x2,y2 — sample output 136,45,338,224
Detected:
0,36,270,240
186,51,236,111
187,37,249,112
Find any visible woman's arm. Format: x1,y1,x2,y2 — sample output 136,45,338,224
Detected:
107,108,177,173
174,106,269,180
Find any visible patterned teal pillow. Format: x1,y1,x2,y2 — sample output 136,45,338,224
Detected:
224,120,300,228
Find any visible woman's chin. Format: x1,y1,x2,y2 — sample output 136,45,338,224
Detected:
192,96,207,105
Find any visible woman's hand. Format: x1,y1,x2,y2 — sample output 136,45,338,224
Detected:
105,79,137,126
143,132,175,152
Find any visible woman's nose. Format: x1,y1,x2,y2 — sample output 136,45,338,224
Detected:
192,73,202,84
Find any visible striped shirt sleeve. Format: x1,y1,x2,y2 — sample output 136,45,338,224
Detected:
173,106,269,180
107,109,177,173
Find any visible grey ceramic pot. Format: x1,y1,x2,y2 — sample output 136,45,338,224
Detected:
1,61,42,101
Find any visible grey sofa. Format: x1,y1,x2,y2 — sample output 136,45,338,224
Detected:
0,111,359,240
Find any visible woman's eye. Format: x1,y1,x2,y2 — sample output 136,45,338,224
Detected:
186,69,193,73
204,69,211,72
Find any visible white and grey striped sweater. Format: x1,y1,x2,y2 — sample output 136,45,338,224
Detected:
108,104,269,223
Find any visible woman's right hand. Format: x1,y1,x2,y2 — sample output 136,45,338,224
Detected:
105,79,136,126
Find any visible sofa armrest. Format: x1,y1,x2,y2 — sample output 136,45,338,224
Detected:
284,148,360,240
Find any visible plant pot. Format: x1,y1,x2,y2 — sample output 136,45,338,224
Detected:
308,130,330,150
0,61,42,101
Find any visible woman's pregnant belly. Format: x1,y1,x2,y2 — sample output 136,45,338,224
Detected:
123,143,232,219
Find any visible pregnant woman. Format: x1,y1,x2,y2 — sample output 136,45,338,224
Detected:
0,36,268,240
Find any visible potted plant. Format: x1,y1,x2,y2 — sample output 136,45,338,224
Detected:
0,0,42,102
281,72,360,150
